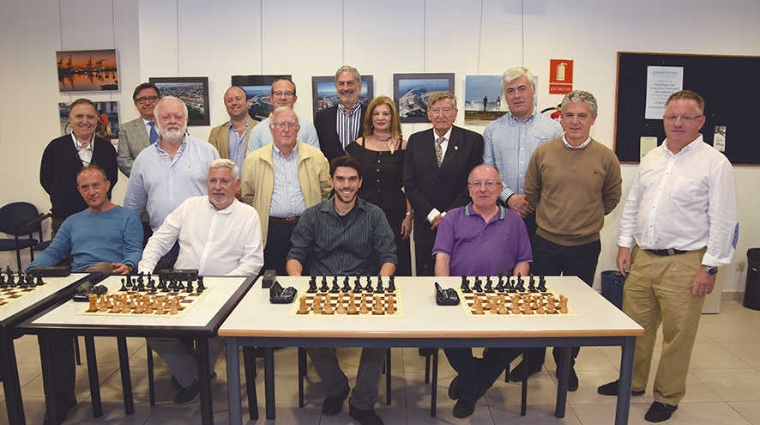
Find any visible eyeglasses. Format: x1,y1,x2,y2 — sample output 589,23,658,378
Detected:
663,115,702,123
270,121,298,130
272,91,295,98
135,96,159,104
429,107,454,115
468,180,500,189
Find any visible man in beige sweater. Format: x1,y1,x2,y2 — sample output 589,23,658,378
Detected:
241,107,332,274
519,90,622,391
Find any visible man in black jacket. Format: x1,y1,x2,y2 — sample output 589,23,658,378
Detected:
314,65,368,161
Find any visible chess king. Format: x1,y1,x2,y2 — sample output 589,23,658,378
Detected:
138,158,264,405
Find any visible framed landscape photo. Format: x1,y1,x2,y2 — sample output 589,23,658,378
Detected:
393,73,455,123
464,75,506,125
230,75,290,120
311,75,374,118
56,49,119,92
149,77,210,126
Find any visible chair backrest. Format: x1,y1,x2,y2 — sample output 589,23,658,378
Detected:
0,202,41,236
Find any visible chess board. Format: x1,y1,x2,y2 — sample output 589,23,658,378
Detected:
0,273,47,307
79,289,209,317
0,285,40,307
291,281,403,317
457,287,574,316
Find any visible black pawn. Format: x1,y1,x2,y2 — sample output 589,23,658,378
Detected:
473,277,483,293
528,274,537,293
137,272,145,286
538,275,547,292
376,275,384,294
120,278,127,292
330,277,340,293
147,278,156,292
308,276,317,293
36,275,44,286
460,276,471,293
353,276,362,293
0,275,6,288
160,280,169,293
197,276,205,293
341,276,351,293
7,272,15,287
516,274,525,292
175,280,185,292
319,276,329,293
186,279,194,293
507,276,516,293
364,276,374,293
484,276,494,293
387,276,396,293
496,272,505,292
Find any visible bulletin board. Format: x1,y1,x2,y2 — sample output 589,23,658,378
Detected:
614,52,760,165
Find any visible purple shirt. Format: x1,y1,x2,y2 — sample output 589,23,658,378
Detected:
433,203,532,276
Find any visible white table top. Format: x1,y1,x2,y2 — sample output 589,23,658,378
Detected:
29,275,253,329
0,273,89,323
219,276,643,339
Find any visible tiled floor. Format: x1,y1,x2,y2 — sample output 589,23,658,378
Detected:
2,298,760,424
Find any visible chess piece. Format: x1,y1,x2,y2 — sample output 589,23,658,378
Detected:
147,277,156,292
137,272,145,287
7,271,15,287
336,293,346,314
497,295,508,315
186,280,194,293
26,273,35,287
528,274,537,292
559,295,568,314
330,277,340,293
341,276,351,293
484,276,494,293
86,294,98,312
175,281,185,292
0,275,6,288
312,295,323,314
196,276,205,293
347,292,358,315
546,295,556,314
386,296,396,315
515,274,525,292
387,275,396,293
323,294,334,314
376,275,384,293
353,276,362,293
169,298,179,315
471,296,484,315
359,295,370,314
364,276,374,293
319,276,329,292
496,273,505,292
372,295,384,315
297,296,309,314
134,298,145,314
536,297,545,314
538,275,547,292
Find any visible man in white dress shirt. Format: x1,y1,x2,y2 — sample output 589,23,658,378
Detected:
597,90,738,423
139,158,264,404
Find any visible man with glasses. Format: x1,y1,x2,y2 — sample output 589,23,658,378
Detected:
433,164,531,418
597,90,737,423
208,86,260,172
522,90,622,391
246,77,320,153
242,106,331,274
404,91,483,277
118,83,161,177
315,66,368,161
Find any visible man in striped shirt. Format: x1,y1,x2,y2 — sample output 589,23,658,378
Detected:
315,66,368,161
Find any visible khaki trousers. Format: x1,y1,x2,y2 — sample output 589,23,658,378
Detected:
622,246,706,406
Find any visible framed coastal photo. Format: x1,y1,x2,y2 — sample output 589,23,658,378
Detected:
464,75,506,125
149,77,210,126
230,75,290,121
56,49,119,92
311,75,374,118
393,73,455,123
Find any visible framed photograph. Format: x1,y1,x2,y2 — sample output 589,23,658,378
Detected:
56,49,119,93
393,73,455,123
59,101,120,139
149,77,210,126
311,75,374,118
464,75,506,125
230,75,290,121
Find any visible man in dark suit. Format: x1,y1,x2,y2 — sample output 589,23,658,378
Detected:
315,65,368,161
404,91,483,276
40,98,119,237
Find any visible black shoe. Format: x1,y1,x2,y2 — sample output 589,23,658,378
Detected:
508,360,541,381
568,366,579,391
321,385,350,416
453,398,477,418
644,401,677,422
174,380,200,405
348,404,384,425
448,375,460,400
170,375,181,389
419,347,435,356
43,396,77,425
597,379,645,396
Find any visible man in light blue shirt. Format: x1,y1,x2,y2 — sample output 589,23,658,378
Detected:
483,67,562,235
124,96,219,270
246,77,320,153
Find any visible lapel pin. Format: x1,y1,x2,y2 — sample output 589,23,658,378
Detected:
454,146,459,151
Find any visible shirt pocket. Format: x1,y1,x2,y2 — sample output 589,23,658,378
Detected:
669,175,701,204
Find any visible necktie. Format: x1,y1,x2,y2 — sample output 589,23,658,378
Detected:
148,121,159,144
435,137,444,167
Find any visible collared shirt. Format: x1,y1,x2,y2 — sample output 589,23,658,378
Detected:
483,111,563,202
425,127,454,223
562,135,592,149
138,196,264,276
270,144,306,218
618,135,738,267
246,115,320,154
433,203,532,276
124,135,220,231
227,120,249,171
72,133,94,166
143,118,158,144
287,197,397,276
336,101,362,150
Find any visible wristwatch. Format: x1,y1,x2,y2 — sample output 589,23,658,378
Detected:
701,265,718,276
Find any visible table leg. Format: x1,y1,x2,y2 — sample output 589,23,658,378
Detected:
116,336,134,415
196,337,214,425
243,346,258,420
1,330,26,425
429,348,438,417
264,347,276,419
554,346,570,418
84,336,103,417
226,338,243,425
38,334,58,424
615,336,635,425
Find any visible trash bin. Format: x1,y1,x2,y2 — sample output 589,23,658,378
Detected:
743,248,760,310
601,270,626,310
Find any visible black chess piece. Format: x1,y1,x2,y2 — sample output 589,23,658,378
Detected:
353,275,362,293
364,276,374,293
137,281,146,292
175,280,185,292
484,276,494,293
330,277,340,293
137,272,145,286
186,279,194,293
7,271,15,287
528,274,537,293
120,278,128,292
473,277,483,293
461,276,471,293
496,272,505,292
538,275,547,292
516,273,525,292
159,279,169,292
168,279,176,292
376,275,384,294
387,275,396,293
0,274,6,288
341,276,351,293
308,276,317,293
507,276,516,293
319,276,329,293
35,275,44,286
27,273,37,288
17,273,27,288
197,276,205,293
147,278,156,292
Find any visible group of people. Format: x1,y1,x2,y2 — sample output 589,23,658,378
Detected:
32,63,738,425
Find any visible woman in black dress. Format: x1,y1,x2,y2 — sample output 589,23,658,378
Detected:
346,96,413,275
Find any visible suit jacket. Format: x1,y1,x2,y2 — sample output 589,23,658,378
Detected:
403,125,484,242
40,134,119,219
208,116,259,159
117,117,151,177
314,103,368,161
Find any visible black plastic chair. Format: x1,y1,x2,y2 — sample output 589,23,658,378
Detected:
0,202,51,271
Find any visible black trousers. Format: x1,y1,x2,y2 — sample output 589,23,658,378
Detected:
264,220,298,276
444,347,520,401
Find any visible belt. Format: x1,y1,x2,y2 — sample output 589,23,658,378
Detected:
645,248,687,256
270,216,299,225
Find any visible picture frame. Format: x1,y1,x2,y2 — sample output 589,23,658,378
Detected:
393,73,455,123
311,75,374,118
149,77,210,126
59,101,120,150
230,75,291,121
464,75,506,124
56,49,119,93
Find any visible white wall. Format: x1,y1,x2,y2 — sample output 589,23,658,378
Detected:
1,0,758,291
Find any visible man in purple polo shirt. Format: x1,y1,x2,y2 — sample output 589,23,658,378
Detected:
432,164,532,418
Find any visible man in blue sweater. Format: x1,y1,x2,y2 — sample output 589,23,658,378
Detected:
28,164,142,425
